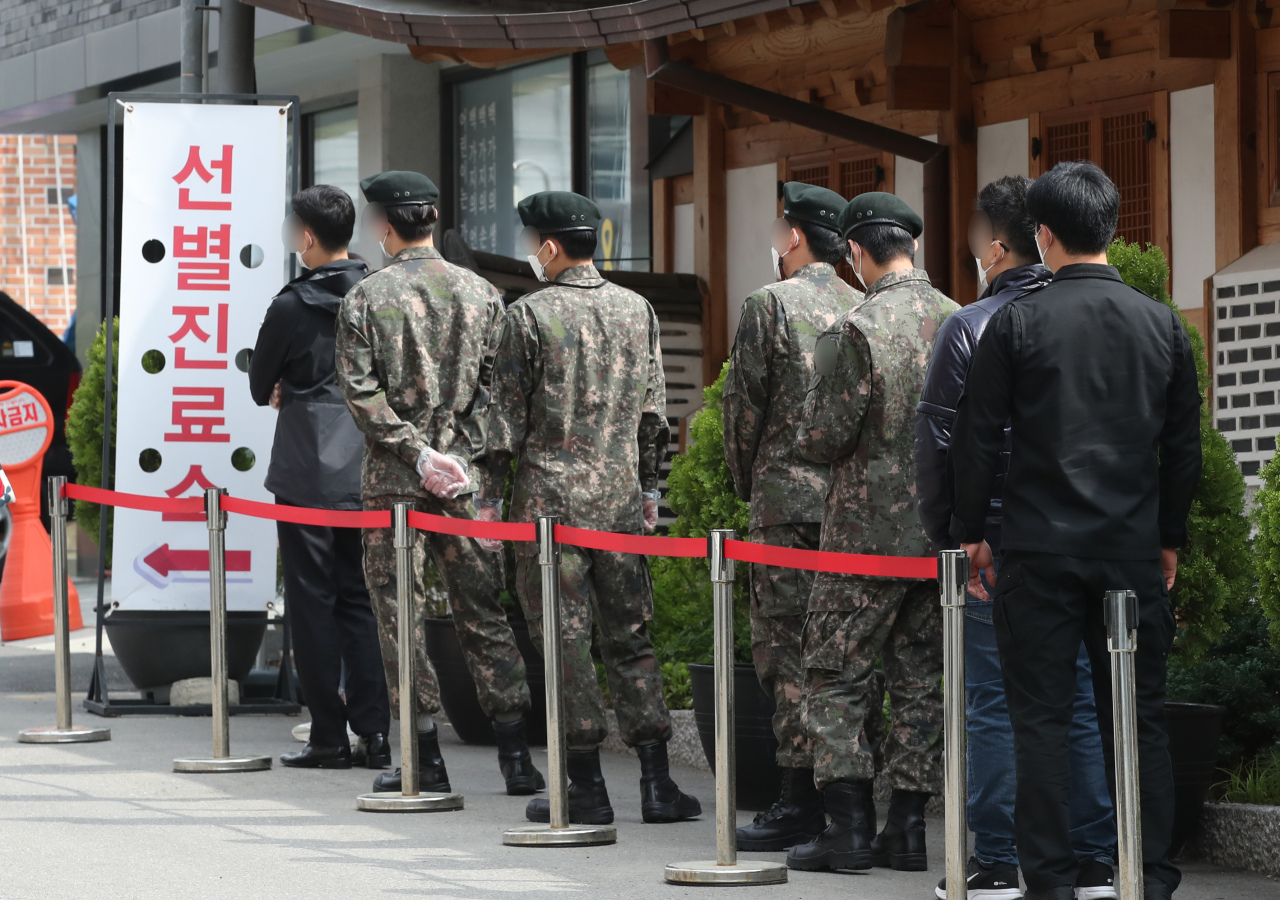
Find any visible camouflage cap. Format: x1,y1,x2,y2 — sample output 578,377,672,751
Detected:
359,171,439,207
839,191,924,240
782,181,845,232
518,191,601,233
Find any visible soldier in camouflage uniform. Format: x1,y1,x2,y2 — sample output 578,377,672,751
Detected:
723,182,862,852
786,193,958,875
474,191,700,827
335,170,543,797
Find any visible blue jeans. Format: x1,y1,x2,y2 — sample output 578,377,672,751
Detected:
966,565,1116,868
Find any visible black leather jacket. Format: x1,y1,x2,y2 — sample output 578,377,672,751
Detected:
914,264,1051,552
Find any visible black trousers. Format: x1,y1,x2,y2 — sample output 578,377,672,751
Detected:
993,550,1179,893
278,518,389,748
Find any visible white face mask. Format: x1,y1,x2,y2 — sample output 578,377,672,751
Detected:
847,245,867,290
528,241,552,282
771,229,798,280
975,241,1002,293
294,233,313,271
378,233,390,260
1035,227,1050,268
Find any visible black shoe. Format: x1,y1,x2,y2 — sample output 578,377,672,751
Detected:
786,781,876,872
935,856,1023,899
371,726,451,793
736,767,826,851
493,716,546,796
356,733,391,769
280,741,352,769
526,746,614,825
1025,890,1074,900
637,741,701,823
1075,860,1117,900
1142,878,1173,900
869,788,930,871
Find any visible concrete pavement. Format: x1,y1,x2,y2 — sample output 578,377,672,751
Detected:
0,686,1275,900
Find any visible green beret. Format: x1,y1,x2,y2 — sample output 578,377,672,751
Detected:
782,181,844,232
359,171,439,206
839,191,924,240
518,191,601,233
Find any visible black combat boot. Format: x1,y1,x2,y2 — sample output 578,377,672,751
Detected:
736,767,827,851
493,716,546,796
870,788,930,871
525,747,614,825
371,725,451,793
786,781,876,872
636,741,702,823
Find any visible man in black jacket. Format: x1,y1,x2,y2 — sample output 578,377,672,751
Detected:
250,185,389,770
950,162,1202,900
917,176,1117,900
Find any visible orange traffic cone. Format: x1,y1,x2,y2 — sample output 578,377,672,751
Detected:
0,381,79,641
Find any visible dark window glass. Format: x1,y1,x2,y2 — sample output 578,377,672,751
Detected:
1258,301,1276,315
1219,373,1237,386
1261,436,1277,452
1266,280,1280,293
1233,439,1253,452
1243,461,1261,476
1244,415,1262,428
1219,396,1228,409
1266,368,1280,382
1219,286,1237,298
1256,347,1274,360
1219,418,1237,430
1267,414,1280,428
1233,304,1252,317
1232,395,1252,408
1259,392,1276,405
1230,349,1249,363
1242,283,1261,295
1220,328,1235,342
1268,322,1280,336
1244,370,1261,384
1241,324,1263,339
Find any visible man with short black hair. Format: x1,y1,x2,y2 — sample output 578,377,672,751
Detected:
951,161,1203,900
723,182,862,852
787,192,957,875
252,184,388,771
336,170,543,798
917,175,1117,900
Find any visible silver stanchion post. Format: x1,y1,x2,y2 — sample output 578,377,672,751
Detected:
174,488,271,773
664,530,786,885
359,502,462,811
939,549,969,900
18,476,110,744
504,515,615,845
1106,589,1143,900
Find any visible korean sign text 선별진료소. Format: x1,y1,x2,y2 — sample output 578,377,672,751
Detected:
113,103,286,613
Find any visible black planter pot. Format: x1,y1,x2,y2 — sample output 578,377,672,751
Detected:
1166,701,1225,856
423,615,547,746
689,662,782,812
104,609,268,691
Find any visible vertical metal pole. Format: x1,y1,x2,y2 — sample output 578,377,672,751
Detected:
939,549,969,900
1106,589,1143,900
710,529,737,866
207,487,230,759
50,477,72,731
539,515,568,829
217,0,257,95
395,502,418,797
180,0,203,95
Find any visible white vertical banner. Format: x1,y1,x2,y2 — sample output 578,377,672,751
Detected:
113,101,287,612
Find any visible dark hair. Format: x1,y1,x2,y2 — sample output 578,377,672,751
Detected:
291,185,355,251
386,203,440,242
785,216,846,266
1024,161,1119,255
976,175,1038,262
542,229,598,262
850,223,915,266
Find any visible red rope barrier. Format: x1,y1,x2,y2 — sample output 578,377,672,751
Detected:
725,538,936,579
64,483,205,517
407,510,536,542
221,496,391,529
554,524,707,558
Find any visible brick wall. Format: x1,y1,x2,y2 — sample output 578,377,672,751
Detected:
0,133,77,333
0,0,178,60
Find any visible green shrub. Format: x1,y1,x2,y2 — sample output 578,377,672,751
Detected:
650,363,752,667
1219,751,1280,805
66,318,117,565
1108,239,1254,660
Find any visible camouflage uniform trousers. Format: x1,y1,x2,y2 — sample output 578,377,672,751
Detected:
803,576,942,793
514,540,672,748
362,494,531,722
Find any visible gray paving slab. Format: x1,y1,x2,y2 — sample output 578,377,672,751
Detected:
0,691,1274,899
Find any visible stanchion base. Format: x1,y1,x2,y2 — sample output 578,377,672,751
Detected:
18,725,111,743
173,755,273,773
664,860,789,886
356,792,464,812
502,824,618,847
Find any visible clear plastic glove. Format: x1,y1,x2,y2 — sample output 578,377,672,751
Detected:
0,467,13,508
417,449,469,499
475,498,504,552
642,489,660,534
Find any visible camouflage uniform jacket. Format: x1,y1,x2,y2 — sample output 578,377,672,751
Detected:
723,262,862,530
334,245,504,501
797,268,957,599
477,263,668,533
